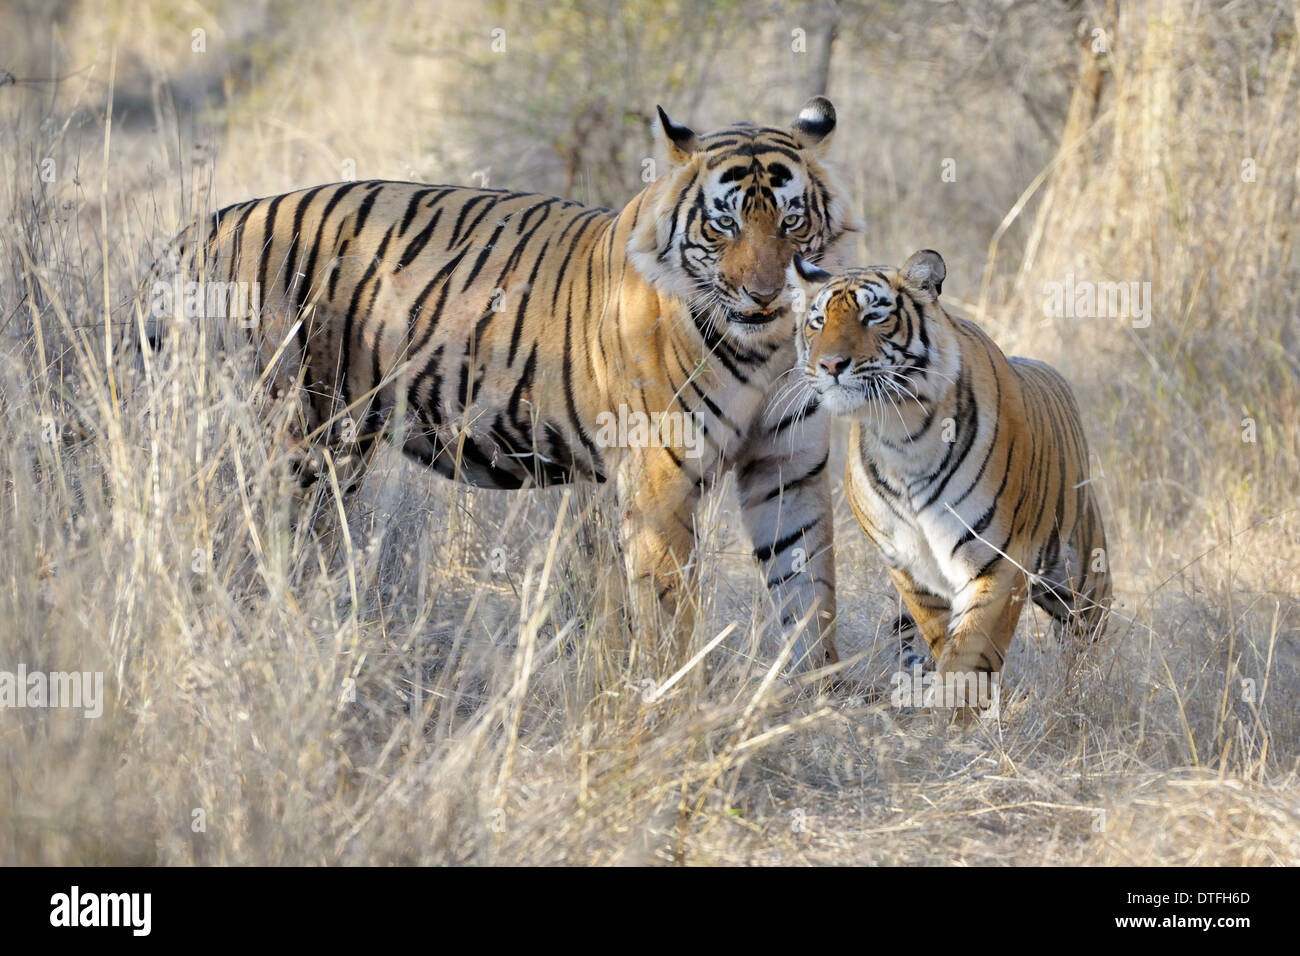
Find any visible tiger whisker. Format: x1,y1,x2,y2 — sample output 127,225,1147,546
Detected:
763,376,814,425
875,377,916,443
877,361,958,389
873,369,929,418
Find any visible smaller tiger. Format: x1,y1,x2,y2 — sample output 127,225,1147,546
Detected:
793,250,1111,693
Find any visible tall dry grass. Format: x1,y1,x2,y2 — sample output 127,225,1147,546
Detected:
0,0,1296,864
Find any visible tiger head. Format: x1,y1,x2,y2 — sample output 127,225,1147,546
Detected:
628,97,856,342
793,250,958,418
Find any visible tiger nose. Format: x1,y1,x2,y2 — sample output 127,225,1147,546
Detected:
744,286,781,308
819,355,851,378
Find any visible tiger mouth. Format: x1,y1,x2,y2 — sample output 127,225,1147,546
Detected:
815,380,864,398
813,381,870,414
726,306,786,326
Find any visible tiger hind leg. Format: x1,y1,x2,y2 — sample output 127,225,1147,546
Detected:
1031,534,1112,701
1030,551,1111,644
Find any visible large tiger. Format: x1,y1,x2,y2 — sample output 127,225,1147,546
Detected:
143,99,856,673
792,250,1110,688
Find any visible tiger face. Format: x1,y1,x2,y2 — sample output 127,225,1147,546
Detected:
628,97,854,341
794,250,955,417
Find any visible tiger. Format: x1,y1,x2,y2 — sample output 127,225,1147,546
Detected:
141,98,857,675
791,250,1111,694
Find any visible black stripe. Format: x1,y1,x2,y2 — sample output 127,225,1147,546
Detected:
560,279,603,476
283,184,330,301
449,193,497,247
226,201,259,287
506,238,552,367
753,516,822,563
351,183,385,237
398,188,434,236
397,208,445,271
759,453,827,503
341,224,397,407
255,193,288,310
298,182,363,315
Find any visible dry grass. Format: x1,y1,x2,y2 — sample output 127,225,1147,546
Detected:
0,0,1296,865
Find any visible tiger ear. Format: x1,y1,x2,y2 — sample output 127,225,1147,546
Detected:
656,106,700,165
792,97,836,155
901,249,946,300
793,254,832,284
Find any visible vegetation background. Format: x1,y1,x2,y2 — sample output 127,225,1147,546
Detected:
1,0,1296,864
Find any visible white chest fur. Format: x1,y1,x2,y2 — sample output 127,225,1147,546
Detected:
847,405,995,603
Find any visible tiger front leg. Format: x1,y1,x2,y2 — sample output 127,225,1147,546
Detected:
735,404,838,681
887,567,953,670
935,567,1028,712
615,450,703,675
